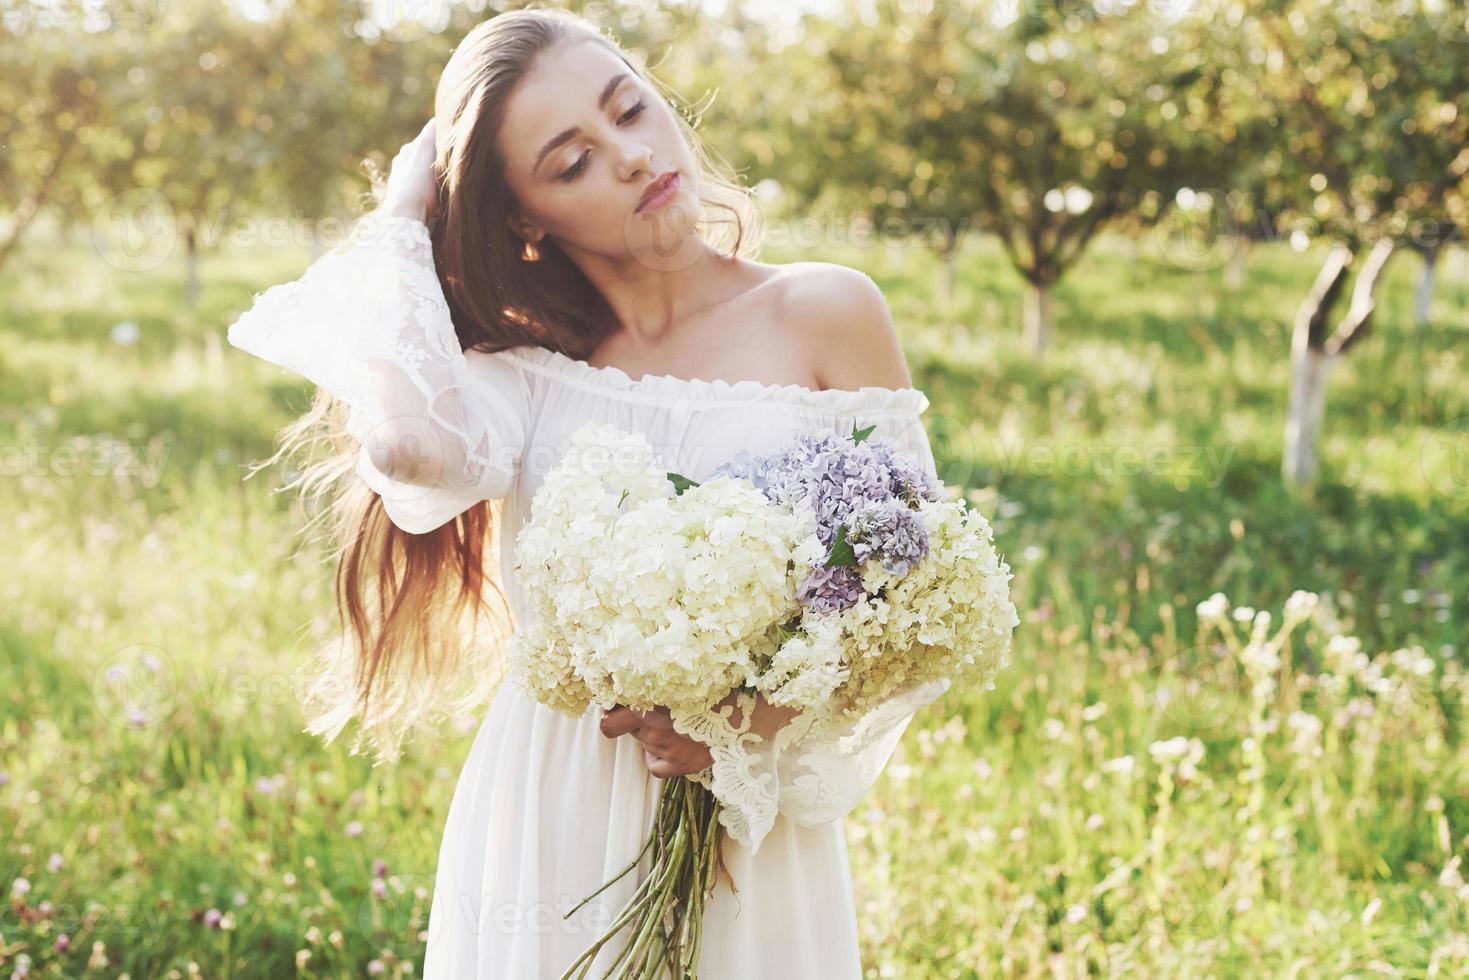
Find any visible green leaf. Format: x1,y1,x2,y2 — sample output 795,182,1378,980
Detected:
851,422,876,445
667,471,700,495
825,523,858,567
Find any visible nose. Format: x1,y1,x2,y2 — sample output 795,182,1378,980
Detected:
616,138,655,182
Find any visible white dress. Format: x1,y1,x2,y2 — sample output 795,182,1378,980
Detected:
227,209,951,979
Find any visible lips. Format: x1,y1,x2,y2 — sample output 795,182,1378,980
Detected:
636,171,679,213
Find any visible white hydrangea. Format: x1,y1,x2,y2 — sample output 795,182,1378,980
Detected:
756,615,848,710
510,423,812,718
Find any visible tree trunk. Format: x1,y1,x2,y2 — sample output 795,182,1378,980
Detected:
941,245,956,308
0,128,79,277
184,224,200,310
1282,344,1334,490
1023,280,1051,356
1281,237,1395,490
1225,235,1251,288
1414,244,1439,328
1282,244,1352,491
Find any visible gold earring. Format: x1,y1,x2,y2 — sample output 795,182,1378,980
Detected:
521,239,541,262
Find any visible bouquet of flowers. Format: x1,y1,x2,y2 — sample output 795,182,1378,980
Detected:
509,419,1019,979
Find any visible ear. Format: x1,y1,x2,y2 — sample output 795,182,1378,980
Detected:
506,213,543,243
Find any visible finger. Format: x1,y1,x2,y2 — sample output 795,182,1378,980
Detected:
599,706,642,739
645,750,674,778
631,727,672,753
639,731,709,769
631,706,674,729
648,751,705,779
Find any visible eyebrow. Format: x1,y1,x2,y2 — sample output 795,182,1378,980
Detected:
532,73,630,176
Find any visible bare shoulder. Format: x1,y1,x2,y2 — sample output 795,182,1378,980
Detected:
773,261,913,391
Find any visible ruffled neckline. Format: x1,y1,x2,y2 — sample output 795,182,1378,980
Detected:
504,345,930,415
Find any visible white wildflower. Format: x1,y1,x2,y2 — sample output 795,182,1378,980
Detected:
1196,592,1229,624
1282,590,1319,627
1149,736,1191,763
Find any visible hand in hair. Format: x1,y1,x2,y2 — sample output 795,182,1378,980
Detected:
381,119,441,223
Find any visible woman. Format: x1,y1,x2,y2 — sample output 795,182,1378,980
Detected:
228,8,948,977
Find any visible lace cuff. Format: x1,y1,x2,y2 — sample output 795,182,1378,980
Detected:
670,677,949,855
774,676,952,824
227,210,528,533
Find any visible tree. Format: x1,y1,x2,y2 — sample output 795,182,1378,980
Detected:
800,1,1231,355
1406,220,1463,328
1201,1,1469,491
0,0,129,274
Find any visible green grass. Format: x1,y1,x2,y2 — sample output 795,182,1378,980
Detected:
2,220,1466,977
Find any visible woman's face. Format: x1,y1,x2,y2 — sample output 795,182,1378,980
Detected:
497,39,700,262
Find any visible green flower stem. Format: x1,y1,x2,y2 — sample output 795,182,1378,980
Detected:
564,823,659,920
561,861,672,980
608,798,690,977
612,834,684,978
559,857,671,980
660,782,699,975
559,777,726,980
670,784,704,970
684,797,723,974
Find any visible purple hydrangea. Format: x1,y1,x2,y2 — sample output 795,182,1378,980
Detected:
848,498,928,576
709,427,945,612
796,564,866,614
709,448,774,491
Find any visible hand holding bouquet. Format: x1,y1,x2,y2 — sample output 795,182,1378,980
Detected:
509,420,1019,978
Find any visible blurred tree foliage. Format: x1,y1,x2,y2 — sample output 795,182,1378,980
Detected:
1168,0,1469,489
1,0,1464,414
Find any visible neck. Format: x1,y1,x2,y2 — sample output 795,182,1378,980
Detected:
570,237,735,349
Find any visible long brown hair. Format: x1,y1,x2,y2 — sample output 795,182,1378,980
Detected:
253,6,763,764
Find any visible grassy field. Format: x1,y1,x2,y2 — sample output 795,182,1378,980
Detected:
2,218,1466,977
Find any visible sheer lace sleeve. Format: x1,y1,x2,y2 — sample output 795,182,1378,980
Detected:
671,409,952,856
773,675,951,825
226,209,528,534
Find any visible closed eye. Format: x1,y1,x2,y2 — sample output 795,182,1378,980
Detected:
558,101,648,183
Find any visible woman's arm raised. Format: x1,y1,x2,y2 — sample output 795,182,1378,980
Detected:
227,121,528,533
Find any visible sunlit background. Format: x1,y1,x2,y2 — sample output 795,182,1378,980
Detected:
3,0,1468,976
